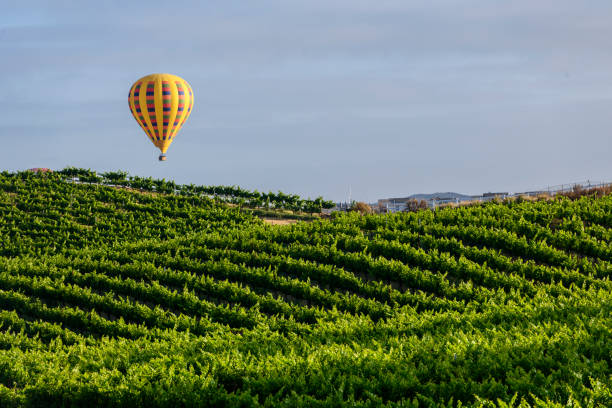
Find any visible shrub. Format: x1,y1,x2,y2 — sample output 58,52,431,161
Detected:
350,201,372,215
403,199,428,213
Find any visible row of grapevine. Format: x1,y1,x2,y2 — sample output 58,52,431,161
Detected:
50,167,335,212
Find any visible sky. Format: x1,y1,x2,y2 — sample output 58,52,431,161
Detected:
2,0,612,202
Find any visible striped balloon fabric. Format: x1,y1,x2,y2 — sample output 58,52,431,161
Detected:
128,73,194,160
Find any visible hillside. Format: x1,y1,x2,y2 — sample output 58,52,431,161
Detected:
0,171,611,407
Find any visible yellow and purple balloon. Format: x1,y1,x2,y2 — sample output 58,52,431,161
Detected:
128,73,194,161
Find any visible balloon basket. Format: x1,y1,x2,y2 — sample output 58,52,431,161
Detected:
159,154,167,161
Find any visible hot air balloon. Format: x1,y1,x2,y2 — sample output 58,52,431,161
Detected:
128,73,194,161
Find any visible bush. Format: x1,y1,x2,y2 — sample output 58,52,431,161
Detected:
350,201,372,215
403,199,428,213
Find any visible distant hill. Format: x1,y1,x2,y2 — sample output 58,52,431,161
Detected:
406,191,475,201
379,192,476,203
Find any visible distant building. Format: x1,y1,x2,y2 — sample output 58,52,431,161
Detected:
376,198,407,213
378,194,465,212
28,168,53,173
428,195,461,208
481,192,509,201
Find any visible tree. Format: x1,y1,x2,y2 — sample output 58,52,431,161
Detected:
350,201,372,215
101,171,128,184
403,199,428,213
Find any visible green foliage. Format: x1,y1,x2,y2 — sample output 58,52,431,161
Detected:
56,167,334,213
0,171,610,406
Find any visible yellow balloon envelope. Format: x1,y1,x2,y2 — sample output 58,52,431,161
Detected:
128,73,194,161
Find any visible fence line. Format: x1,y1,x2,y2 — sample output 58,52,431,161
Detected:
517,180,612,197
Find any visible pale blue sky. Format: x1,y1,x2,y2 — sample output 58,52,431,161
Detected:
2,1,611,201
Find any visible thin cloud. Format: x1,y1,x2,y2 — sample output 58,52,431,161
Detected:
1,1,611,201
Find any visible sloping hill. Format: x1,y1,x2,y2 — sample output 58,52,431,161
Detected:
0,171,610,407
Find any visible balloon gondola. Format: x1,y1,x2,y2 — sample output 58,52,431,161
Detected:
128,73,194,161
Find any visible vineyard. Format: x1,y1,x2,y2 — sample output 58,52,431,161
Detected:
54,167,335,214
0,170,610,407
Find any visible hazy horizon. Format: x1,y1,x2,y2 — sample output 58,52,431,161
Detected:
2,1,611,202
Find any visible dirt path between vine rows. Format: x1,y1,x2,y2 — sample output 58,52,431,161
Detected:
261,218,298,226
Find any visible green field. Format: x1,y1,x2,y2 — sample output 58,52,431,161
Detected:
0,171,610,407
